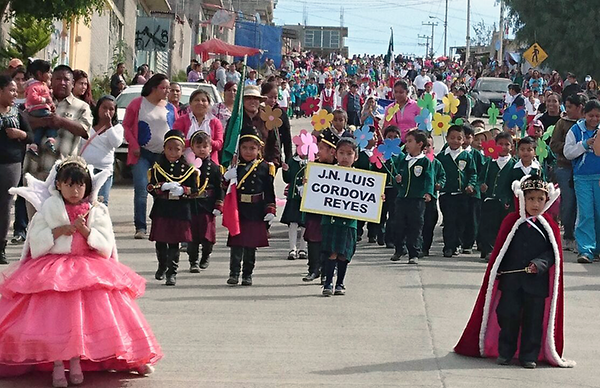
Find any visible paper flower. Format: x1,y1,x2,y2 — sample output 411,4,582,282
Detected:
385,103,400,121
415,108,432,131
487,103,500,126
442,93,460,115
503,104,526,129
542,125,555,141
369,147,384,169
292,129,318,161
260,105,283,130
377,138,402,160
432,112,451,135
417,94,436,115
482,139,502,159
451,117,465,126
301,97,320,116
311,109,334,131
536,138,549,164
353,125,374,150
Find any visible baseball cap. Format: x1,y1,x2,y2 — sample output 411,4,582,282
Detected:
8,58,23,68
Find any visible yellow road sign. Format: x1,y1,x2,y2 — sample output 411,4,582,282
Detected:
523,43,548,68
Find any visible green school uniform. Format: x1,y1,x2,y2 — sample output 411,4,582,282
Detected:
481,156,517,207
510,160,545,183
394,154,435,199
436,148,477,195
431,158,447,200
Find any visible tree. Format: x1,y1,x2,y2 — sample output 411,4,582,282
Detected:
471,19,494,47
504,0,600,78
0,0,106,23
0,16,52,62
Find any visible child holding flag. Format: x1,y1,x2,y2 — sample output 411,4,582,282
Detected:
222,126,276,286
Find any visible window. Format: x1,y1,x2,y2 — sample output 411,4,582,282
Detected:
304,29,321,47
330,30,340,48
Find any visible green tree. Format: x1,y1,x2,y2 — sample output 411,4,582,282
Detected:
0,16,53,63
504,0,600,78
1,0,106,23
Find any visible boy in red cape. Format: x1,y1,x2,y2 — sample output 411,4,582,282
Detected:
454,175,575,368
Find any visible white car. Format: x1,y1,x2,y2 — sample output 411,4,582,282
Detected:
113,82,222,180
115,83,222,122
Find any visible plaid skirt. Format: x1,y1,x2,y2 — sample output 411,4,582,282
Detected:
321,223,357,262
280,198,304,226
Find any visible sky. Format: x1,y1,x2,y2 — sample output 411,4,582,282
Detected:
273,0,502,57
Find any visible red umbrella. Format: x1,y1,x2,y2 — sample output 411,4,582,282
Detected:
436,56,448,62
194,38,261,62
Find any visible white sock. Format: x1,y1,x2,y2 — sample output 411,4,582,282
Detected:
297,227,307,251
288,223,298,251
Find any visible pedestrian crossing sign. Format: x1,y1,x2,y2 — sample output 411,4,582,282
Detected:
523,43,548,68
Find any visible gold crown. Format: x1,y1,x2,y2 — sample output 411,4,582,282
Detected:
57,156,88,171
520,176,548,193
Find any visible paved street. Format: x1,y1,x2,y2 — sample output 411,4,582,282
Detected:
3,118,600,388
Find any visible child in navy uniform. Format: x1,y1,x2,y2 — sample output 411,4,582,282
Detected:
302,129,338,283
321,137,359,296
436,124,477,257
223,127,276,286
187,131,224,273
147,130,200,286
281,150,308,261
391,130,435,264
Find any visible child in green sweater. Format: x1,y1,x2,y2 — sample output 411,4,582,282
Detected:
390,130,435,264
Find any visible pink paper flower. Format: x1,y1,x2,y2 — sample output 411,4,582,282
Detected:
369,148,384,169
293,129,318,161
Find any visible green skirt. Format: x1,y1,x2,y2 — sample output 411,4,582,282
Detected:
321,223,357,261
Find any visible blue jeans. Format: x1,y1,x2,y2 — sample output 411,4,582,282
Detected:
574,175,600,258
131,149,160,232
93,168,113,206
554,167,577,240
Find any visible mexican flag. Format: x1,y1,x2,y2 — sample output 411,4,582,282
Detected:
221,57,248,168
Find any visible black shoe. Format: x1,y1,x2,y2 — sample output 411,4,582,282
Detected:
496,357,511,365
303,272,319,282
241,276,252,286
357,236,363,242
385,242,395,249
165,275,176,286
287,250,297,260
154,268,166,280
453,249,460,256
227,276,239,285
377,235,385,246
189,264,200,273
390,253,401,261
521,361,536,369
199,256,210,269
462,248,472,254
10,235,25,245
443,249,453,258
422,250,430,257
298,250,308,260
368,237,376,243
480,251,487,259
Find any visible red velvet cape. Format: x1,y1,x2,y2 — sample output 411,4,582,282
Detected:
454,210,574,367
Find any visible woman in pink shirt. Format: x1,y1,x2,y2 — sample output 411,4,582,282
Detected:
383,80,420,142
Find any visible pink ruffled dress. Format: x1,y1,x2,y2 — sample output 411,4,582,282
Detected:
0,202,162,376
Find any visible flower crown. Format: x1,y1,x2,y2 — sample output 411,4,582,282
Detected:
520,176,548,193
57,156,88,172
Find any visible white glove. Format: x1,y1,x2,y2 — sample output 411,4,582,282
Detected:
263,213,276,223
161,182,176,191
223,168,237,181
169,184,184,197
212,209,222,216
297,185,304,198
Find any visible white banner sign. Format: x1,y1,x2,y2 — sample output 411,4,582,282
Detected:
300,163,386,223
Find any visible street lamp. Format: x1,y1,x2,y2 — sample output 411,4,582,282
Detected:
429,1,448,57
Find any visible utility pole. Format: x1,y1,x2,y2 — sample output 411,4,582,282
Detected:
498,0,505,63
444,0,448,57
465,0,471,63
422,21,438,58
418,34,431,59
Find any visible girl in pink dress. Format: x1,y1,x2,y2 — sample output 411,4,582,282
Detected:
0,156,162,387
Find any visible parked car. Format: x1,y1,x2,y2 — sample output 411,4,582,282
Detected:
112,83,222,181
469,77,512,117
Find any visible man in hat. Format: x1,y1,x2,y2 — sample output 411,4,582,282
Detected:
6,58,23,75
